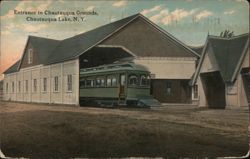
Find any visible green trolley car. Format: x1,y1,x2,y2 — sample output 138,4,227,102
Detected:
79,62,160,107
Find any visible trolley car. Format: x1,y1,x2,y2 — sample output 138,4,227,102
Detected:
79,62,160,107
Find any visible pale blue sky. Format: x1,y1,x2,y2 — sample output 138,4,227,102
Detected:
0,0,249,78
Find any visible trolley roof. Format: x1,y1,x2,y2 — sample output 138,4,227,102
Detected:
80,62,149,75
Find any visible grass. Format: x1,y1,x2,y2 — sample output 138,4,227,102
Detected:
0,108,249,159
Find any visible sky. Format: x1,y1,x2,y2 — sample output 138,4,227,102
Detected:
0,0,249,80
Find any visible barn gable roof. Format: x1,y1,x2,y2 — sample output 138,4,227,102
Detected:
188,45,204,55
18,36,60,69
3,60,20,74
4,13,199,74
45,14,139,65
191,33,249,85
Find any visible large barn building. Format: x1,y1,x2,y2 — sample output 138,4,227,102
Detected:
2,13,201,105
191,34,250,108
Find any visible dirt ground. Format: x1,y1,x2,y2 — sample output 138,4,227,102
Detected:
0,101,249,159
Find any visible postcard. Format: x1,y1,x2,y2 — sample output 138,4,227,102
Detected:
0,0,249,158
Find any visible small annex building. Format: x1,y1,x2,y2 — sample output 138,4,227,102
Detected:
191,33,250,108
3,13,200,105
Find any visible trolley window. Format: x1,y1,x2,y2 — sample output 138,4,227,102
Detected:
120,74,126,86
80,79,85,88
129,74,138,86
96,77,105,87
107,75,117,86
86,78,94,87
140,74,150,86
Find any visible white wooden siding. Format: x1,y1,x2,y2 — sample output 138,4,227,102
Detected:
3,59,79,105
134,57,196,79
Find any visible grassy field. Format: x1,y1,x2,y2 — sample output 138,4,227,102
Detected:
0,102,249,158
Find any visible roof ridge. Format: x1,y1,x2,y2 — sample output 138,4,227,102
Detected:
190,32,249,85
3,60,20,74
45,13,140,65
208,33,249,40
61,13,140,42
138,13,200,57
28,35,61,41
188,45,204,48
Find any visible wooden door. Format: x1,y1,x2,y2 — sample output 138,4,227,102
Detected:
201,72,226,109
119,74,126,99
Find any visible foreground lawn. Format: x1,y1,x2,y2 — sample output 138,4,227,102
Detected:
0,102,249,158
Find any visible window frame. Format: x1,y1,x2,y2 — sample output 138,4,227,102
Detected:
140,74,150,86
107,75,117,87
54,76,59,92
166,81,172,96
33,79,37,92
18,81,21,93
227,83,237,95
95,76,105,87
25,80,28,93
67,74,73,92
193,84,198,99
80,77,86,88
85,77,94,87
28,48,33,64
43,78,47,92
128,74,138,86
6,82,8,93
12,81,14,93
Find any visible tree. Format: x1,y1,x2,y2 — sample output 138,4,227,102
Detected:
219,30,234,38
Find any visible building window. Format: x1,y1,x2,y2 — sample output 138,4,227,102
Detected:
54,76,59,92
166,81,172,95
12,82,14,93
25,80,28,92
28,48,33,64
6,83,8,93
227,84,237,95
18,81,21,93
67,75,73,91
33,79,37,92
193,84,198,99
43,78,47,92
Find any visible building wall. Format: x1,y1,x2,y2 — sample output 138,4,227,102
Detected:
151,79,192,103
40,66,50,103
133,56,196,104
16,71,23,102
3,59,79,105
134,57,196,79
31,67,40,103
197,47,218,107
19,42,40,69
226,72,249,107
199,73,249,107
200,46,219,73
196,76,207,107
101,17,199,104
198,47,249,107
238,74,248,106
242,48,249,68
